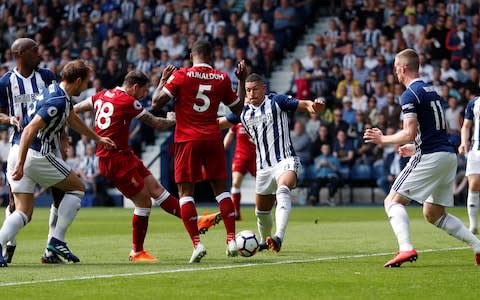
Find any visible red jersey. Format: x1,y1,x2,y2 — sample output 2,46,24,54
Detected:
231,124,256,159
162,63,239,142
91,87,145,157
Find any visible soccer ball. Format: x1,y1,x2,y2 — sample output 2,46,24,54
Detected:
235,230,259,257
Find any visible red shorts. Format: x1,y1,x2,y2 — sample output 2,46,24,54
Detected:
174,140,227,183
232,154,256,176
98,151,151,198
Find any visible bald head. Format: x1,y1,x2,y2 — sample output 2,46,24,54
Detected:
11,38,38,56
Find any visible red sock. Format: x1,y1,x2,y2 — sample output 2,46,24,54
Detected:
132,214,149,252
219,197,236,242
232,192,241,218
160,195,181,218
180,201,200,246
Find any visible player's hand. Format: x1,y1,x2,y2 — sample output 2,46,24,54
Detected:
161,65,176,83
311,97,326,113
363,128,383,144
398,143,415,157
97,137,116,149
10,116,21,131
458,143,468,154
11,163,24,181
235,60,247,81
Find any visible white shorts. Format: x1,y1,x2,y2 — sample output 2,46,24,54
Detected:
392,152,457,207
466,150,480,176
7,144,72,193
255,156,301,195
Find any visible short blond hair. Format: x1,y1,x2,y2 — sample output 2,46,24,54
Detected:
395,49,419,72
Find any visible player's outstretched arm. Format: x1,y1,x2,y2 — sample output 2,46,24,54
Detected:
296,97,326,114
73,97,94,113
152,65,176,111
11,115,46,180
138,111,176,130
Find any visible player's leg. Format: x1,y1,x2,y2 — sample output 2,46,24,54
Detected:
255,194,276,251
383,191,417,267
2,186,16,263
466,174,480,234
41,187,64,264
49,170,84,263
145,175,220,233
128,184,157,262
0,192,34,267
267,169,298,252
211,179,238,257
231,171,245,220
174,141,207,262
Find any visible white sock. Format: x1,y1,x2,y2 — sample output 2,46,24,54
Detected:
255,210,272,243
0,210,28,248
153,190,170,206
45,205,58,255
435,213,480,253
467,191,479,231
52,191,82,242
275,185,292,241
386,203,413,251
4,206,16,246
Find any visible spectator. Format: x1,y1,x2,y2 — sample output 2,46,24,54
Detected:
364,45,378,70
331,108,350,137
352,56,369,85
300,43,317,72
456,58,471,83
362,17,381,48
418,52,434,83
333,129,355,180
446,18,472,69
341,96,357,126
445,96,463,136
291,120,312,166
308,144,341,206
336,68,359,99
351,85,368,113
380,92,402,129
440,58,457,82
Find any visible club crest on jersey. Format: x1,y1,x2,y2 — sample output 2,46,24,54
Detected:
47,106,58,117
133,100,142,110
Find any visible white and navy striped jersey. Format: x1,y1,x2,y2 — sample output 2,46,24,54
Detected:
0,68,56,122
401,79,455,154
12,82,72,155
464,96,480,151
228,93,299,170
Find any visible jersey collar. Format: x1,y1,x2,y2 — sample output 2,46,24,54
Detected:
193,63,213,68
59,82,71,100
13,68,35,80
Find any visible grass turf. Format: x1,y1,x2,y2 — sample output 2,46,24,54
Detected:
0,206,478,299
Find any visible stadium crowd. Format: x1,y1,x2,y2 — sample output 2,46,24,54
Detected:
0,0,479,206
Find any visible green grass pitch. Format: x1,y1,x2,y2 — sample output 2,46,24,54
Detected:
0,206,479,299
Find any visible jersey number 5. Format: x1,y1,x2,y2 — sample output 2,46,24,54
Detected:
94,100,114,130
193,84,211,112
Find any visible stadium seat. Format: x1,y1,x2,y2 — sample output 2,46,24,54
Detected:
348,163,376,203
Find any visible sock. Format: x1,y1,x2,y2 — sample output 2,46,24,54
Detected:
386,203,413,251
4,206,15,246
132,207,151,253
45,205,58,256
467,191,479,231
275,185,292,241
0,210,28,248
154,190,181,218
255,209,272,243
217,192,236,242
52,191,82,242
231,187,241,218
435,213,480,253
179,197,200,247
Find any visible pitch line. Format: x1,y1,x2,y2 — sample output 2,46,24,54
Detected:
0,246,469,287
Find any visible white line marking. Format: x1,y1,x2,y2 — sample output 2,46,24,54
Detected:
0,246,470,287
